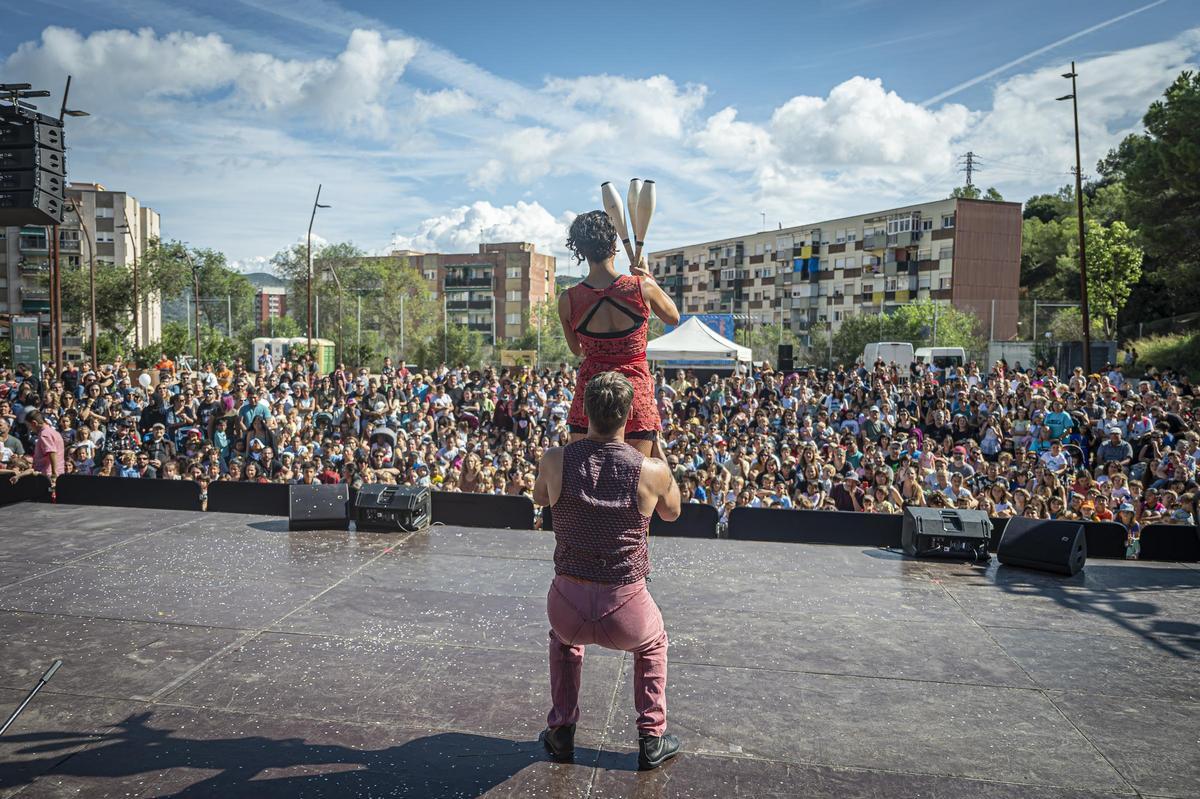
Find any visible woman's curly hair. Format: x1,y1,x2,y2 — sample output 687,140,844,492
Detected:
566,210,618,264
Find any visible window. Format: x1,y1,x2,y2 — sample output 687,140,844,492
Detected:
754,243,763,255
507,267,521,279
886,277,897,291
939,277,952,290
844,255,857,268
942,214,955,228
94,207,114,219
506,313,520,325
834,257,846,270
834,310,843,321
918,276,932,290
95,231,114,243
846,229,858,242
423,270,437,281
939,245,953,260
922,219,933,231
842,283,852,296
835,229,846,244
862,283,874,294
506,290,521,302
886,215,912,235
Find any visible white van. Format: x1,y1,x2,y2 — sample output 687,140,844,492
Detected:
863,342,915,368
915,346,967,369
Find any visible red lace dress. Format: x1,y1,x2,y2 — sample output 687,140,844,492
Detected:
565,275,660,437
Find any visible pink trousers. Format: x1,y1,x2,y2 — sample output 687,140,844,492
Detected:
546,575,668,736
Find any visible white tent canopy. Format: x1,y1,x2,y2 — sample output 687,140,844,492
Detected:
645,317,752,364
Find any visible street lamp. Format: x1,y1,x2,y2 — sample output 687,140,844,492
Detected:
116,221,139,349
1057,61,1093,374
306,185,330,361
179,243,200,366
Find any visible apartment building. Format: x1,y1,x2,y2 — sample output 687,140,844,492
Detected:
370,241,556,341
648,197,1021,344
60,182,162,347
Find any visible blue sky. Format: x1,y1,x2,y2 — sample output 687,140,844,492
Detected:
1,0,1196,273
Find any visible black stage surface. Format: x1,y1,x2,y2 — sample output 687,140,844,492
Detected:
0,503,1198,798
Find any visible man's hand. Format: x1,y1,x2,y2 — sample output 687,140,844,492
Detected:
650,434,666,461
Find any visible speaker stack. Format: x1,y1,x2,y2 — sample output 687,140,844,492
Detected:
777,344,794,373
0,90,66,226
997,517,1087,576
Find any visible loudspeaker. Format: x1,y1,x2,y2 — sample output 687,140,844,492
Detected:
0,144,67,175
288,483,350,531
0,108,66,226
354,484,430,532
902,506,992,561
0,118,64,150
998,517,1086,575
778,344,794,372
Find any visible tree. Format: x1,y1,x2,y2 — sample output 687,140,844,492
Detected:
1047,307,1105,342
1023,187,1074,222
950,185,1003,201
505,298,573,367
1056,219,1143,339
1099,71,1200,318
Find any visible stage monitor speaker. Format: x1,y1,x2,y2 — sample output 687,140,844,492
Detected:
902,506,992,561
778,344,794,372
354,484,430,533
998,517,1086,575
288,483,350,531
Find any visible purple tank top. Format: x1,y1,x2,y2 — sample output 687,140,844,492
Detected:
553,439,651,584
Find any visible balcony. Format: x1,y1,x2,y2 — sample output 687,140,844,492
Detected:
446,298,493,310
19,259,49,274
444,276,493,289
58,239,80,253
21,288,50,302
18,237,48,254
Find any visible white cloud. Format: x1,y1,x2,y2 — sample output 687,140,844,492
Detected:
412,88,478,121
4,26,417,136
389,201,573,261
692,107,775,168
770,77,973,170
542,74,707,140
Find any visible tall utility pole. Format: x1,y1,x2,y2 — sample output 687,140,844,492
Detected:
1058,61,1092,373
183,246,200,365
306,184,329,358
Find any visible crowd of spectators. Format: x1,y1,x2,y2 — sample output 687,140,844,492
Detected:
2,350,1197,558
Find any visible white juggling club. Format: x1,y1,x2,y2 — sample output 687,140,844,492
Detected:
601,181,636,264
633,179,656,263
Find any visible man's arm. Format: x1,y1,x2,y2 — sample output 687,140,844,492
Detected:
648,436,682,521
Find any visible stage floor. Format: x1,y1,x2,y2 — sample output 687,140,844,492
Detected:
0,503,1197,798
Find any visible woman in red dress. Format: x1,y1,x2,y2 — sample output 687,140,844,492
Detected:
558,210,680,456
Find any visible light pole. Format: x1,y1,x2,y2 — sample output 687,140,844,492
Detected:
67,200,95,367
306,185,330,360
48,75,88,370
116,220,139,349
1057,61,1093,374
180,244,200,366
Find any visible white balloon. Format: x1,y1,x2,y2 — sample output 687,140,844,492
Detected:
139,373,152,388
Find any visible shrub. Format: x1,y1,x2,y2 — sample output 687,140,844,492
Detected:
1129,331,1200,380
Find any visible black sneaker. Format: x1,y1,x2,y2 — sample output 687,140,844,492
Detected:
638,732,681,770
540,724,575,762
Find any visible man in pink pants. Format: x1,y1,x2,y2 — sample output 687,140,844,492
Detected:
533,371,682,771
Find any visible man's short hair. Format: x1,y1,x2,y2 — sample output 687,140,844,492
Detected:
24,409,43,425
584,372,634,436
